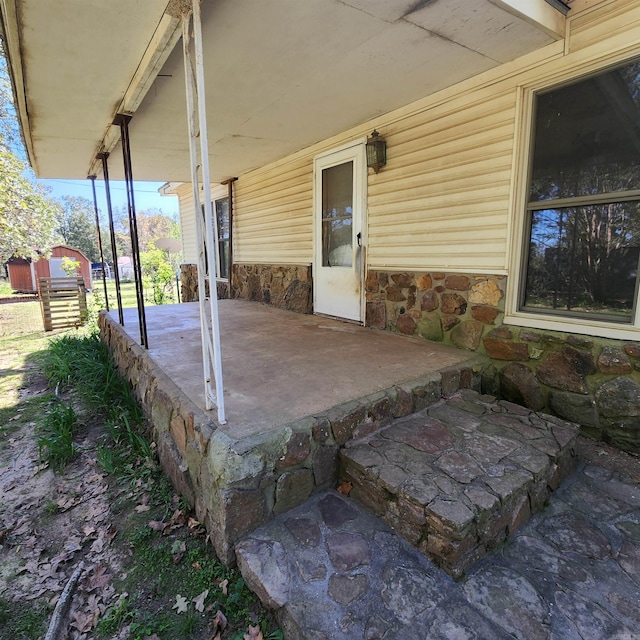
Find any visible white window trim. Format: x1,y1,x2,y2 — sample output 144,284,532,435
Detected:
505,50,640,341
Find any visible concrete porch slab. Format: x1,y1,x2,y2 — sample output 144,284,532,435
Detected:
112,300,483,439
99,300,488,563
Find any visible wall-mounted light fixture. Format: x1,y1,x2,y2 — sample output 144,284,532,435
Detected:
366,130,387,173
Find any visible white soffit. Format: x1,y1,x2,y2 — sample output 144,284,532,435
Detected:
8,0,563,182
14,0,171,177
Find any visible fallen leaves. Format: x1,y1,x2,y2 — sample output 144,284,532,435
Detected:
147,507,198,537
71,609,97,634
210,610,228,640
244,625,264,640
172,593,189,614
337,480,352,496
134,493,151,513
0,383,281,640
80,564,112,592
193,588,209,612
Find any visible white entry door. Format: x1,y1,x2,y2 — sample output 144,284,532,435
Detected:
314,144,366,321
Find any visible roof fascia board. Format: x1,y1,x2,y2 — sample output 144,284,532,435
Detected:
159,181,183,195
0,0,37,170
489,0,567,39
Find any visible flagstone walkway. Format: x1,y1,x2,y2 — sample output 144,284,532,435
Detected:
237,436,640,639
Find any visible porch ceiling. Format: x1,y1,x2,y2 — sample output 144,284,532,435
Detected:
1,0,567,183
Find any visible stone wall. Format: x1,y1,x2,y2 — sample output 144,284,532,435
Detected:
99,310,480,565
180,263,229,303
365,269,640,453
232,264,312,314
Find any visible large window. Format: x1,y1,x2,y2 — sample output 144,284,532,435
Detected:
521,60,640,324
200,197,230,280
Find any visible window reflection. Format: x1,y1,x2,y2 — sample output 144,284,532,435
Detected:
522,59,640,322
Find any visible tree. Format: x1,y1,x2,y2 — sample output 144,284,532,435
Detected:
55,196,102,262
114,207,180,254
140,245,176,305
0,147,59,264
0,43,60,264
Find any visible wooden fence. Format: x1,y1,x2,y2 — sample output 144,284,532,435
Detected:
39,277,88,331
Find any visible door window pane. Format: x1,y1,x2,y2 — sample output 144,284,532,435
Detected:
322,161,353,268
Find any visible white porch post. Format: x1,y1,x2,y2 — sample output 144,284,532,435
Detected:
181,0,226,424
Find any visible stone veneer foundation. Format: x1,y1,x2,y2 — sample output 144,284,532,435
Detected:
232,264,312,314
98,310,480,564
366,269,640,453
180,263,229,302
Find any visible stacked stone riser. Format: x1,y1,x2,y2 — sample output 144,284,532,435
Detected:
339,391,579,579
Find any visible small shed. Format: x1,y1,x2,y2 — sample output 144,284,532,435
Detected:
7,245,93,293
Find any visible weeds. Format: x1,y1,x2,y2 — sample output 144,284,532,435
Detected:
96,518,270,640
34,332,282,639
42,332,149,472
36,399,78,471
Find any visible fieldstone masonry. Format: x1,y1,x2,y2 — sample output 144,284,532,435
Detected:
366,269,640,453
98,310,481,565
340,389,579,578
236,446,640,640
179,263,229,302
232,263,312,314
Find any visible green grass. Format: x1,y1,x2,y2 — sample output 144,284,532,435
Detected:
0,597,50,640
0,311,52,451
0,279,13,296
43,333,144,432
1,315,281,639
96,510,275,640
36,399,78,471
39,333,282,637
97,279,178,310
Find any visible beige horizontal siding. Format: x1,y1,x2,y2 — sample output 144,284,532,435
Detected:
366,82,516,272
177,185,197,263
569,1,640,54
234,157,313,264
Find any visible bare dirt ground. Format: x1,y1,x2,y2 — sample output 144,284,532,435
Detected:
0,395,123,636
0,326,129,639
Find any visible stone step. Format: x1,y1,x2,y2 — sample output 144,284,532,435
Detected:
236,490,515,640
339,389,579,578
236,452,640,640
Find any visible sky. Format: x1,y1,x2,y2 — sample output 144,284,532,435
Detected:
37,178,180,220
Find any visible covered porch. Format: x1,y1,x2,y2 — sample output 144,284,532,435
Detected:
98,299,487,562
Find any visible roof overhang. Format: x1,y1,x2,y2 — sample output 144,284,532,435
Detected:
1,0,570,183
